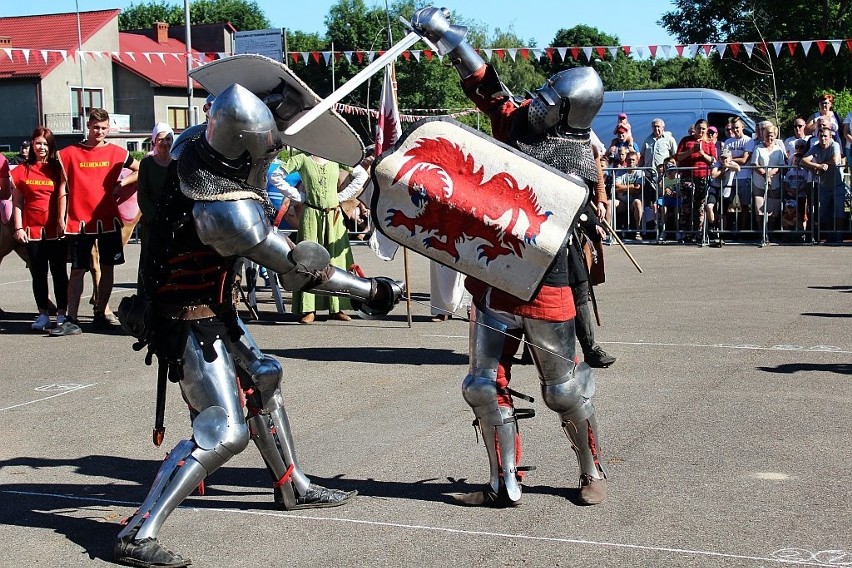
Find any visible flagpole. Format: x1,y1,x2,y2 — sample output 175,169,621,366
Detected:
382,0,413,328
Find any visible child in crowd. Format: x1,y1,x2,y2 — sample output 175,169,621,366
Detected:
658,157,680,239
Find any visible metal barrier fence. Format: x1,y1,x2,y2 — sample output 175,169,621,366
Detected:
603,164,852,246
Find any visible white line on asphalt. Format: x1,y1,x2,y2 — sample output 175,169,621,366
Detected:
0,278,33,286
0,383,96,412
422,335,852,354
0,490,838,567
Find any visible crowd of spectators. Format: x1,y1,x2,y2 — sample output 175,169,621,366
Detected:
599,93,852,245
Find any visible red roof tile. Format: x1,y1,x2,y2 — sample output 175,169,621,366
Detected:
116,32,202,88
0,10,119,79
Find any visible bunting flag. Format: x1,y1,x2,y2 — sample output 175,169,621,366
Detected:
0,37,852,67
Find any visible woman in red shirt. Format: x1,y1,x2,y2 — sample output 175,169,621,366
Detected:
10,127,69,331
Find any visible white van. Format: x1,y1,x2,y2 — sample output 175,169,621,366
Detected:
592,88,762,144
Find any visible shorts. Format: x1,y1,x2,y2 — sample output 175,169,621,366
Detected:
68,231,125,270
661,195,680,208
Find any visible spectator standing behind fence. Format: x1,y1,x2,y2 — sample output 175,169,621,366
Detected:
676,119,717,239
785,117,811,162
801,127,845,243
842,110,852,169
613,151,645,240
52,108,140,336
750,124,786,231
723,117,753,229
10,127,68,331
136,122,173,292
639,118,677,175
708,147,740,239
805,93,842,144
607,124,638,164
783,139,812,231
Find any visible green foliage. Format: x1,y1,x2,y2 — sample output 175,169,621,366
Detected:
119,0,270,31
661,0,852,129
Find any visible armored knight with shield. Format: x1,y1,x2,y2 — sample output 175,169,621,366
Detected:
404,6,609,507
113,63,403,567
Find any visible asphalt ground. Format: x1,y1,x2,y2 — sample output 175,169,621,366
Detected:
0,239,850,567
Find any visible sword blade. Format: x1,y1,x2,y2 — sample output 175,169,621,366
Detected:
284,31,422,136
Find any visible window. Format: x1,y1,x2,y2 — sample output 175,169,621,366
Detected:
70,87,104,131
167,106,199,131
167,106,189,131
127,141,138,152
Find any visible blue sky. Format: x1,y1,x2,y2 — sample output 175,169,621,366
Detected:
7,0,679,47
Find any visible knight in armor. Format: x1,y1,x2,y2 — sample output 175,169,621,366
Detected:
410,6,608,507
113,83,403,568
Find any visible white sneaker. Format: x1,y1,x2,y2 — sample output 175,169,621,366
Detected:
32,314,51,331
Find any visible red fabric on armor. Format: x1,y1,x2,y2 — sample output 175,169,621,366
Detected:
466,277,575,322
9,162,62,240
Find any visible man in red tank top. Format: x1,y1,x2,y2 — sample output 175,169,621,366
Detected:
53,108,140,335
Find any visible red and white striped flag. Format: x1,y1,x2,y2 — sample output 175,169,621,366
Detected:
369,63,403,261
374,63,402,156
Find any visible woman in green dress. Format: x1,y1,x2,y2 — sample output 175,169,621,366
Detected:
282,153,357,323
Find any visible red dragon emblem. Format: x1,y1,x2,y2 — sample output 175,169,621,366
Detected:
386,136,552,263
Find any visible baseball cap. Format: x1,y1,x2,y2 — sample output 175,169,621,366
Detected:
708,126,718,134
21,140,30,148
616,124,629,133
618,112,627,119
785,200,797,209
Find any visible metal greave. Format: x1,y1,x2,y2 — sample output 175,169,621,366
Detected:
229,320,311,496
524,317,604,479
464,309,522,501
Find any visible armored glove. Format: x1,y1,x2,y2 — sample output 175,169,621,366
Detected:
410,6,467,56
352,277,406,319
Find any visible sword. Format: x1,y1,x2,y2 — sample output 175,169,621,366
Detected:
284,30,423,136
153,361,167,447
602,218,644,274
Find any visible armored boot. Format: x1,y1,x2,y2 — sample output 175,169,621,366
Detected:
248,404,356,510
575,296,616,368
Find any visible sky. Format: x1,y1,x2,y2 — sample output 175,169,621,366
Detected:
5,0,680,48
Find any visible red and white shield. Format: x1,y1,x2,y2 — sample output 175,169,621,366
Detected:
372,118,588,301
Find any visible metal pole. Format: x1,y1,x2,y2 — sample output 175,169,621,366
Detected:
331,41,335,90
75,0,85,134
283,28,288,66
185,0,195,126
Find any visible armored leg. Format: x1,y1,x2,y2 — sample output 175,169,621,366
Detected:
115,330,251,566
454,307,529,507
573,281,615,368
229,319,355,510
524,317,607,504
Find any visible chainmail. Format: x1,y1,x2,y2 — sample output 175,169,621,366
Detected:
178,129,275,218
514,134,599,187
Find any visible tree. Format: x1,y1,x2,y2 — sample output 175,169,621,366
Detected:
119,0,270,31
660,0,852,131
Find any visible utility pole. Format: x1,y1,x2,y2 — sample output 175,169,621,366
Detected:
185,0,195,127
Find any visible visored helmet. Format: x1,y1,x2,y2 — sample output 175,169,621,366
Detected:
204,83,284,188
527,67,604,138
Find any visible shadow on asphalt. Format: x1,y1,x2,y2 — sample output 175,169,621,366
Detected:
756,362,852,376
266,346,468,366
807,285,852,293
800,312,852,318
0,455,587,563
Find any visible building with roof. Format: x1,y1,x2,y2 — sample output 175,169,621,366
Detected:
0,10,231,152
